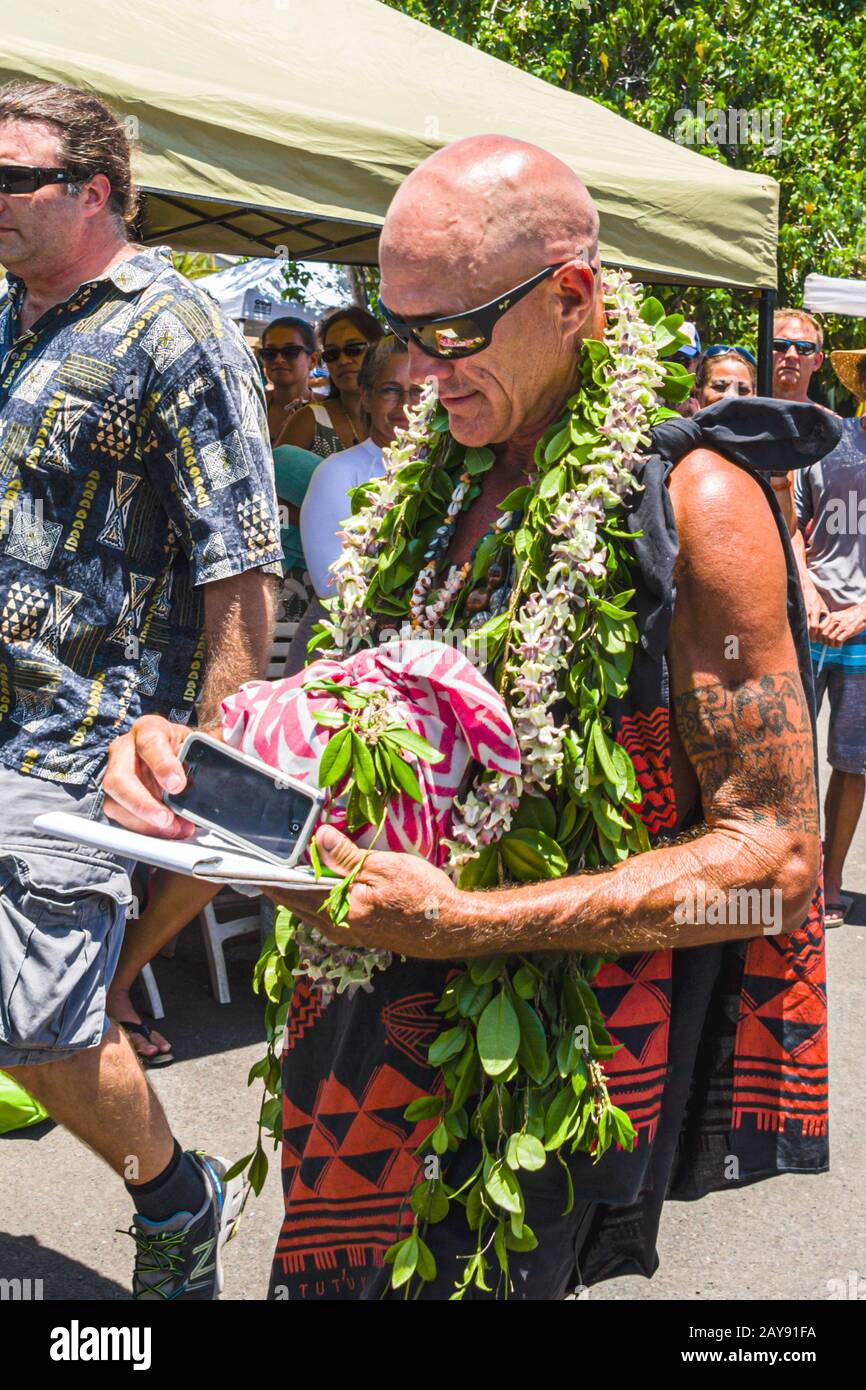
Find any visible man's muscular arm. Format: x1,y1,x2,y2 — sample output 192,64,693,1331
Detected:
296,449,820,959
442,449,819,954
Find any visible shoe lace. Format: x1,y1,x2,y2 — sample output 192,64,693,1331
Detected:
119,1224,189,1300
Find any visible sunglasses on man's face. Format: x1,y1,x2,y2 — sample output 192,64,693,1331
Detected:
772,338,819,356
260,345,310,363
320,341,368,365
0,165,72,195
379,261,599,361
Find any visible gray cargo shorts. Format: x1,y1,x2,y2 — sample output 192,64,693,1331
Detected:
0,762,134,1068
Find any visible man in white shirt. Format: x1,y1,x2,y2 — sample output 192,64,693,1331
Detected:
300,336,423,598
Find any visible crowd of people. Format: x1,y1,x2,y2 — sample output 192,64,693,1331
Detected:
0,78,863,1302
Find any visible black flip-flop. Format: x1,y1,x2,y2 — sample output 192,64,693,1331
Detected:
824,897,852,930
119,1020,175,1067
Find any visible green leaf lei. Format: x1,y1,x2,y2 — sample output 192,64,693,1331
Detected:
235,272,693,1300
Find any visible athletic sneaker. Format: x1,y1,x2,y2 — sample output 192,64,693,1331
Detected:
125,1152,249,1300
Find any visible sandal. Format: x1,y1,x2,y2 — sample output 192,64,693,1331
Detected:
824,895,853,930
119,1020,175,1067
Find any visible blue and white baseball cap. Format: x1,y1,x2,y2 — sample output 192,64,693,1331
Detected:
675,321,702,360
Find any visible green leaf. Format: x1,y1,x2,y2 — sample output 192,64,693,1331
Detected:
454,974,493,1019
415,1236,437,1281
458,843,499,890
512,793,557,837
476,990,521,1078
381,727,445,764
514,995,549,1084
591,721,618,783
222,1151,254,1185
464,445,495,475
430,1121,449,1154
385,747,423,802
543,424,571,463
506,1133,547,1172
273,907,295,956
500,827,568,881
494,1220,509,1276
469,955,506,985
313,709,345,729
538,462,565,498
449,1041,480,1111
511,964,537,999
411,1182,450,1225
483,1158,523,1214
248,1145,269,1196
391,1235,419,1289
544,1087,581,1150
404,1095,443,1122
498,485,531,512
351,732,375,793
640,296,665,325
318,726,352,787
427,1025,467,1066
505,1222,539,1252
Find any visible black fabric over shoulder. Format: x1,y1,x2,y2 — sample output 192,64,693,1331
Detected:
652,396,841,473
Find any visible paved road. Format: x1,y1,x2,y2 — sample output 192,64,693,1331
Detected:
1,708,863,1301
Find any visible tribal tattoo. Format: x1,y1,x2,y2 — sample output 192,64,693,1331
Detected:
673,671,820,835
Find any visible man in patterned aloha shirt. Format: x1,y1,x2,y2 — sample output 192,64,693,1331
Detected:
0,81,282,1299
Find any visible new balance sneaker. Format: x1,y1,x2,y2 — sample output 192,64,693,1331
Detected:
126,1152,249,1300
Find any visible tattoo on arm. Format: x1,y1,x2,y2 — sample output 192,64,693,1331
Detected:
673,671,819,835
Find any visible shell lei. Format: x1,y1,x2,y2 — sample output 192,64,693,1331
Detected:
253,270,695,1299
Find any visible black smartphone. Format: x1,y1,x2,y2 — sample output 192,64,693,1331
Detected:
163,733,324,867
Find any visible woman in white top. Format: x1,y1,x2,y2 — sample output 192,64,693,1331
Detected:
301,336,424,597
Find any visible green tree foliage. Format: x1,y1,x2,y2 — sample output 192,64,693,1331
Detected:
387,0,866,394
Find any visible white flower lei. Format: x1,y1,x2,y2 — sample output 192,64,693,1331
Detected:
299,269,664,992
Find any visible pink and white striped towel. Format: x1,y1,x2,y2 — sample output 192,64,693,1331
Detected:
219,639,521,866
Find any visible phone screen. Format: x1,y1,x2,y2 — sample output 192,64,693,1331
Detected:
171,739,318,861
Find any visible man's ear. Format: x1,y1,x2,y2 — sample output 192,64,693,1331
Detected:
81,173,114,220
555,259,597,348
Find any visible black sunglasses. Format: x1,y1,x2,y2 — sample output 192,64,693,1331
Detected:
772,338,819,356
379,261,598,360
0,165,72,195
703,344,758,366
320,342,368,365
260,345,310,363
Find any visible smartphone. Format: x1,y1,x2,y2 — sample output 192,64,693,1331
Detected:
163,733,324,867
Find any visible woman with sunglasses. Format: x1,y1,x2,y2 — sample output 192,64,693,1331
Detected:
276,305,383,456
695,345,757,407
260,315,318,444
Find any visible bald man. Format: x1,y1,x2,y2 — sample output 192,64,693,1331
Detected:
103,136,829,1301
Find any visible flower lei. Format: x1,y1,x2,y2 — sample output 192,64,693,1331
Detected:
239,271,693,1298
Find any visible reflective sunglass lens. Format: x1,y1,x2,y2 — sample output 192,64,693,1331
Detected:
416,321,488,359
0,168,37,193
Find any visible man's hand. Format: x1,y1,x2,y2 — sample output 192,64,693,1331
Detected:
264,824,472,959
102,714,206,838
803,580,831,641
818,601,866,646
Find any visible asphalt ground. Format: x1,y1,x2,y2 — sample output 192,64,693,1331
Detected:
1,705,863,1302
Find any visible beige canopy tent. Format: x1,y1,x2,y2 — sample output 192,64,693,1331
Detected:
3,0,779,294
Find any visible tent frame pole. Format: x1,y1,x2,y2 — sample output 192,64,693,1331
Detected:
757,288,776,396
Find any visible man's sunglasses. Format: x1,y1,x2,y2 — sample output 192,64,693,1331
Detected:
772,338,819,356
379,261,598,360
321,342,368,365
703,343,757,366
0,165,72,195
260,345,310,363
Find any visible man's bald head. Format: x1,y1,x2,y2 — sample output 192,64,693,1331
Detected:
380,134,599,302
379,135,601,450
